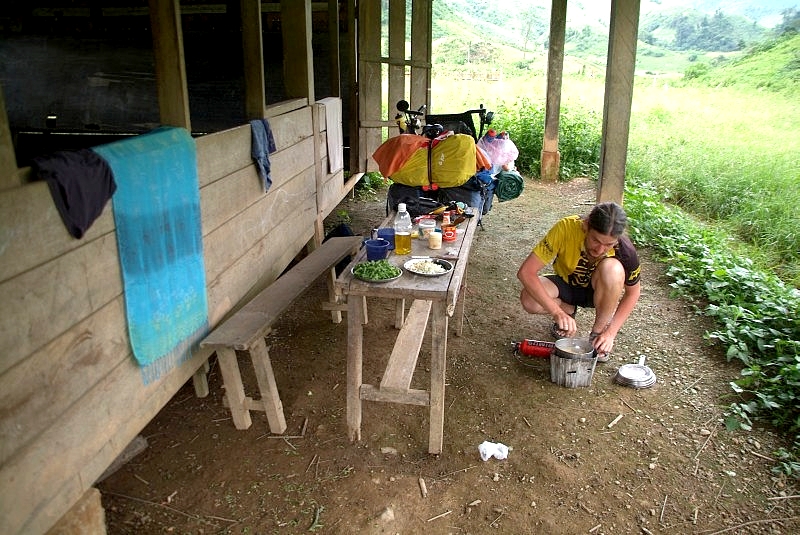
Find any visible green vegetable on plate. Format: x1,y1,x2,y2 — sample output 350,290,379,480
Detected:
353,260,401,281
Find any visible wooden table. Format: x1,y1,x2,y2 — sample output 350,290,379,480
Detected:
335,212,479,454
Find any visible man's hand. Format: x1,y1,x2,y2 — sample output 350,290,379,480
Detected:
553,311,577,337
590,330,615,356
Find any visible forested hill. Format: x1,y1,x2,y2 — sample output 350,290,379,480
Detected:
433,0,798,54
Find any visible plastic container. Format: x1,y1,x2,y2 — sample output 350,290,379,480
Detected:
393,203,413,255
418,218,436,239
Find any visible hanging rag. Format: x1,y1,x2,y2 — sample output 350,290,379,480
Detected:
93,127,209,384
32,148,117,239
250,118,277,192
318,97,343,173
494,169,525,202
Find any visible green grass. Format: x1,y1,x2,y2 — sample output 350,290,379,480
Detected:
627,84,800,286
432,67,800,286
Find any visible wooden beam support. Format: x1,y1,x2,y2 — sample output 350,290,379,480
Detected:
241,0,266,118
148,0,191,130
541,0,567,182
328,0,342,97
598,0,641,204
358,0,382,172
410,0,432,111
388,0,407,125
281,0,315,102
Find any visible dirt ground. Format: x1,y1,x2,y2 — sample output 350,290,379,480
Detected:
98,178,799,534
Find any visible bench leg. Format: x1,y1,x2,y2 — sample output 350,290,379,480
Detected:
394,298,406,329
250,337,288,434
216,347,252,430
191,356,211,398
326,265,344,324
456,263,469,336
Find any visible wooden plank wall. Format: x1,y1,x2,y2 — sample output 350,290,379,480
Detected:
0,97,349,535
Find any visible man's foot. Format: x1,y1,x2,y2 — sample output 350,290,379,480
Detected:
590,331,612,363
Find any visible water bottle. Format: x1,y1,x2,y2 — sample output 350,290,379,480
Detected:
393,203,413,255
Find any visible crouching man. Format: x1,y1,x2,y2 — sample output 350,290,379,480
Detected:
517,202,641,362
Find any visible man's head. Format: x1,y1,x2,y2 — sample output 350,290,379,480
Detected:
587,202,627,237
583,202,627,259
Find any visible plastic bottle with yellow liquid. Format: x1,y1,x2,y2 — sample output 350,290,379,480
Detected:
393,203,413,255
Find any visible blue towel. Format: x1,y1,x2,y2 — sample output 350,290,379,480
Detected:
250,118,277,192
93,127,209,383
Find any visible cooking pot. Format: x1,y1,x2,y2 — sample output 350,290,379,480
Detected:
554,337,596,360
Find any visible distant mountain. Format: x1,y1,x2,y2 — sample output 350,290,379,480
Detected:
641,0,798,28
434,0,796,59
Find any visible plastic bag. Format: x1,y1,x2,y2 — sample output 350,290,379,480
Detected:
477,130,518,174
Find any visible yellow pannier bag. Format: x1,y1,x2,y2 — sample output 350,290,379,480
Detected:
390,134,477,188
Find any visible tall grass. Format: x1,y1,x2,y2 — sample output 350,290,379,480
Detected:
432,73,800,285
627,84,800,285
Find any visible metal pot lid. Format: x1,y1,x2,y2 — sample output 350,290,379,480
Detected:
614,356,657,389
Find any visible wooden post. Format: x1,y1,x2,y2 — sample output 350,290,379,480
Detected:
328,0,342,97
358,0,382,172
410,0,432,111
347,296,365,442
428,300,448,455
541,0,567,182
388,0,407,125
346,0,361,173
281,0,315,102
0,84,20,190
598,0,641,204
149,0,191,130
241,0,266,118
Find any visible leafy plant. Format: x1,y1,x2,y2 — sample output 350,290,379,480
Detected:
625,180,800,477
355,171,389,200
491,99,601,180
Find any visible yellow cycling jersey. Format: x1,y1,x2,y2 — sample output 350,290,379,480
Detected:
533,216,641,288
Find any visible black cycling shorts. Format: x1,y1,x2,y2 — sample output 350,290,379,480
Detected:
545,274,595,308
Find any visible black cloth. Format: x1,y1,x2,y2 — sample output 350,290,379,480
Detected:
32,148,117,239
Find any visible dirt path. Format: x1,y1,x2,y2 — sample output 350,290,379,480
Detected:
99,178,798,534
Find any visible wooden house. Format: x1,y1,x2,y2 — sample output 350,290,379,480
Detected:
0,1,640,533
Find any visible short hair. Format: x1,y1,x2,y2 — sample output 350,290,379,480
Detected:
587,202,627,237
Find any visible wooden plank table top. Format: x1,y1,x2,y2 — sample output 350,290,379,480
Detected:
336,210,480,454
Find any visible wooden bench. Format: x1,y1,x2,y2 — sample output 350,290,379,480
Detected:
201,236,363,433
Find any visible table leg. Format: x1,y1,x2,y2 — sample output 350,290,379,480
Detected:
347,295,365,442
456,264,468,336
428,300,448,454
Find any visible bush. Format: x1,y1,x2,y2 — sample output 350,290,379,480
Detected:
491,99,601,180
625,180,800,477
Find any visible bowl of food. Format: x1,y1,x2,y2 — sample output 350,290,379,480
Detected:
403,258,453,277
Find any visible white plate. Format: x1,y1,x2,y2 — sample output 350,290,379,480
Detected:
351,262,402,283
403,258,453,277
